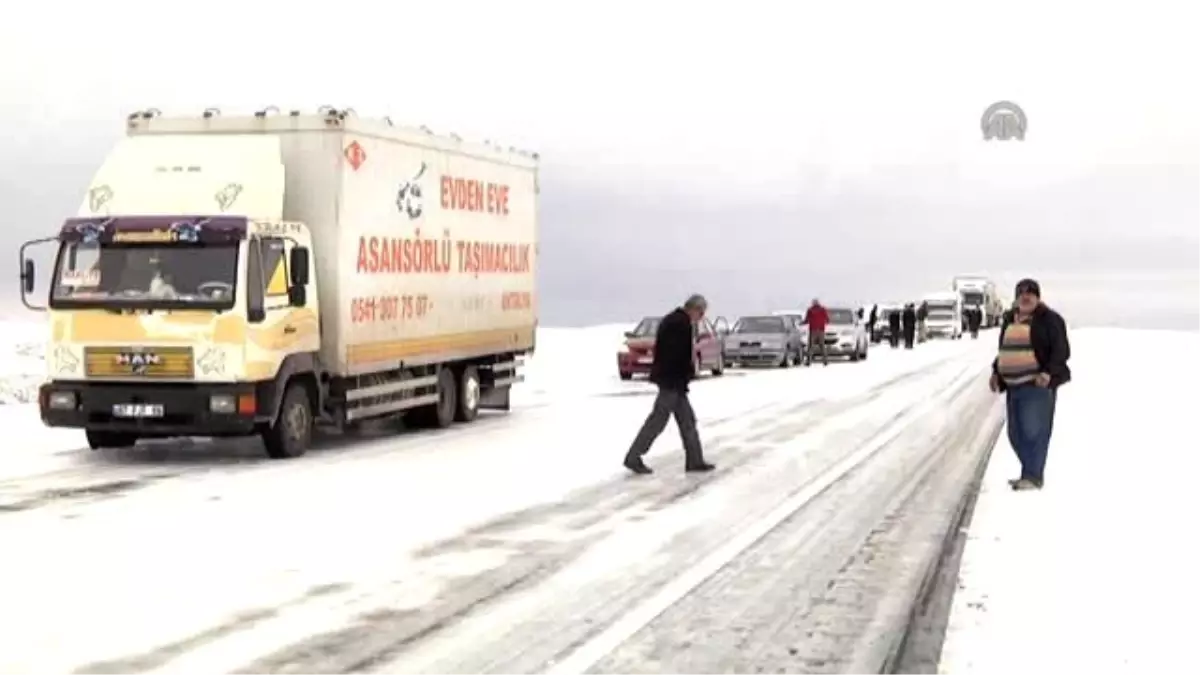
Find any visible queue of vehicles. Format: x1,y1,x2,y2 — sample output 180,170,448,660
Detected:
868,273,1005,344
616,304,872,381
18,107,538,459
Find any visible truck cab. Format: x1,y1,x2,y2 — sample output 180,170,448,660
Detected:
22,215,320,457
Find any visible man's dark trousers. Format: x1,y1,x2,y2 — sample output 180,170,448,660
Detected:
627,386,704,466
1006,384,1057,484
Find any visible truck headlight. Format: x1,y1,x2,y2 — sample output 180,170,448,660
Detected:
209,394,237,414
47,391,77,410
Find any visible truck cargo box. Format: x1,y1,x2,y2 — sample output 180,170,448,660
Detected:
119,110,540,377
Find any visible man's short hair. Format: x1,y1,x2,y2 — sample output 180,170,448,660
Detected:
683,294,708,312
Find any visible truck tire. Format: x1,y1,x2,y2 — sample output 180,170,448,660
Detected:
410,367,457,429
86,430,137,450
262,383,312,459
455,366,480,423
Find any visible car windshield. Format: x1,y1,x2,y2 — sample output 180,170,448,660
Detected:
51,241,239,309
630,317,660,337
733,316,785,333
827,309,856,324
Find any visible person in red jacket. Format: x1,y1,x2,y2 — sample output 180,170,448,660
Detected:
803,298,830,366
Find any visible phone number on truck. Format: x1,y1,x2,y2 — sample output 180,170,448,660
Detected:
350,294,432,324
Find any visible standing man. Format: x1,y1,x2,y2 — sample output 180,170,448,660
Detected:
967,306,982,339
867,304,879,343
624,294,716,475
989,279,1071,491
901,303,917,349
803,297,830,367
888,308,902,348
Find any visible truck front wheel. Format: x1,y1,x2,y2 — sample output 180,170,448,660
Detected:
409,367,458,429
86,430,138,450
262,384,313,459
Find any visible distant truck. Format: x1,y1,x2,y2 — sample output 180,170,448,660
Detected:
18,107,539,458
921,291,963,339
951,275,1003,328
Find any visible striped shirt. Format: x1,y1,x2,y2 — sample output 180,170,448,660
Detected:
997,315,1040,386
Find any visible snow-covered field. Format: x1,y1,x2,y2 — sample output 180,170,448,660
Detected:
0,320,1006,673
940,328,1200,673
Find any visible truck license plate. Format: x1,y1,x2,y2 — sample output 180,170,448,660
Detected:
112,403,164,418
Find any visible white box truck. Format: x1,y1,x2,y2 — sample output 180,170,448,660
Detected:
951,274,1003,328
18,107,539,458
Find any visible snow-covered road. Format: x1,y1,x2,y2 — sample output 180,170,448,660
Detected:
0,327,1003,673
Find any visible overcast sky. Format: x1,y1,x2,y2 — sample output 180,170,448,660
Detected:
1,0,1197,327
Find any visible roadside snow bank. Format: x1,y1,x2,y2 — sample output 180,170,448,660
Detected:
939,327,1200,673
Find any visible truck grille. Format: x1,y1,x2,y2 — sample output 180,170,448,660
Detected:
84,346,195,379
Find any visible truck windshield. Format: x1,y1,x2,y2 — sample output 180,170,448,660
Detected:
51,241,238,310
961,291,984,306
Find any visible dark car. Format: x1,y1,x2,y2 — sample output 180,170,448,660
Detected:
617,315,727,381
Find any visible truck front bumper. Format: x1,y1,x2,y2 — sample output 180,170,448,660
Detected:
39,381,268,437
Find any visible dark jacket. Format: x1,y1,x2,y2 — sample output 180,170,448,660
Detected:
901,307,916,328
992,303,1072,391
888,310,901,328
650,308,695,391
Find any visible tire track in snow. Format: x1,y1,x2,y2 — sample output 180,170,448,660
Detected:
588,363,997,673
120,357,975,674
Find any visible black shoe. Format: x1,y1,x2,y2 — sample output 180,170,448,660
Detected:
685,462,716,473
624,456,652,475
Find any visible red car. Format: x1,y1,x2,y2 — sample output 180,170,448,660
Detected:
617,315,728,381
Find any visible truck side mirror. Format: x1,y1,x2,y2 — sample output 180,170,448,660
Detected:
289,247,310,286
288,285,307,307
21,259,35,294
248,306,266,323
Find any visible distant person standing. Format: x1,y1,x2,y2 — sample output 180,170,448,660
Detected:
867,304,879,343
887,309,902,348
967,306,982,339
901,304,917,349
803,298,830,367
989,278,1071,491
624,294,716,475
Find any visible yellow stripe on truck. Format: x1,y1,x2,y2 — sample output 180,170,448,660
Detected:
346,326,535,366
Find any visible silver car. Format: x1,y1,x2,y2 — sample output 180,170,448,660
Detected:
723,315,807,368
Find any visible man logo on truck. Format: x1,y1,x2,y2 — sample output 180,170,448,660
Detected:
396,162,427,220
116,352,161,376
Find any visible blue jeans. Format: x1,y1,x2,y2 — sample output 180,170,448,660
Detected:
1006,384,1058,483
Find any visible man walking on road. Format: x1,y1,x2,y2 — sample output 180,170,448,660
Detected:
803,298,830,367
989,278,1071,491
966,306,982,339
867,304,879,343
624,294,716,475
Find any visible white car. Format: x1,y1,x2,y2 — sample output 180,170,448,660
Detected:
816,307,870,362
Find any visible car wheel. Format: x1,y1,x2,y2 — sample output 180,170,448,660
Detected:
619,371,633,381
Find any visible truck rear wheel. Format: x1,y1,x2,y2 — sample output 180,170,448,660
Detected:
262,384,312,459
455,366,480,423
86,430,138,450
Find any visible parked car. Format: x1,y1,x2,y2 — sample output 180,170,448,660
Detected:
616,315,728,381
820,307,870,361
723,314,806,368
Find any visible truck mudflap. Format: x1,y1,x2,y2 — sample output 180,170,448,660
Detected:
38,380,277,438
